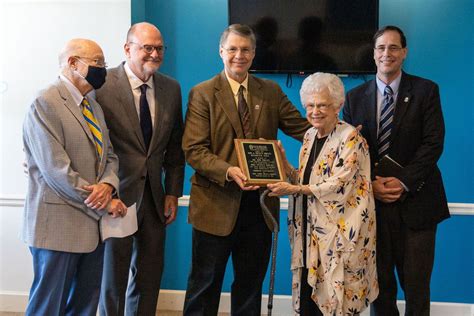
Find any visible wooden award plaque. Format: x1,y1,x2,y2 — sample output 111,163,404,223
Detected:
234,139,286,187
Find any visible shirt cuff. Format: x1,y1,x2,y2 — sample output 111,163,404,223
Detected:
399,180,409,192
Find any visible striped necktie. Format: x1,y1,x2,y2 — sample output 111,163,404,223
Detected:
238,85,252,138
378,85,395,158
82,98,103,158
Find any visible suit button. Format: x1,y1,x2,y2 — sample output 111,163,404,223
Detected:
141,176,146,180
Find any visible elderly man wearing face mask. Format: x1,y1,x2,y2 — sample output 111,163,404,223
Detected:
21,38,126,316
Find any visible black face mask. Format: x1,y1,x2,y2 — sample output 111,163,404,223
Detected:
83,65,107,90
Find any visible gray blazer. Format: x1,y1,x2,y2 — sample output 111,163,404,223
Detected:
22,79,120,253
96,63,184,221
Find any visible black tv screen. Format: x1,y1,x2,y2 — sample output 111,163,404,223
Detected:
229,0,379,74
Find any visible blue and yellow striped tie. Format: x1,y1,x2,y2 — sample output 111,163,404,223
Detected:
82,98,103,158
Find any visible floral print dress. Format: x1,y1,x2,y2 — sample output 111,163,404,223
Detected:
288,121,378,315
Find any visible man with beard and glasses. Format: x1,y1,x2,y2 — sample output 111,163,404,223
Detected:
22,38,126,316
96,22,185,316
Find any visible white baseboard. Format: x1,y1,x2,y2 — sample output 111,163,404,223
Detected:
0,292,29,312
158,290,294,315
2,290,473,316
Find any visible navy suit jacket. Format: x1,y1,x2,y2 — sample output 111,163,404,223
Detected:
343,72,450,229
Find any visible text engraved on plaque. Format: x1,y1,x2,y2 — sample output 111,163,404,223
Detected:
243,143,279,180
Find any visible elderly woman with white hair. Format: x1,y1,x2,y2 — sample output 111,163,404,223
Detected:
268,73,378,315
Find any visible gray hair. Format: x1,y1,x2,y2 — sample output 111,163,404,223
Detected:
220,24,256,49
300,72,345,108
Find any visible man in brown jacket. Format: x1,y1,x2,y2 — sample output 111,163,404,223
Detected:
182,24,310,315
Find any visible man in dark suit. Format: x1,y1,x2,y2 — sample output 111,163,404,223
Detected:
343,25,450,316
96,22,185,316
182,24,310,315
22,38,126,316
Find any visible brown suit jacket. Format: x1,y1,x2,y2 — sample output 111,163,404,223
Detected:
183,72,310,236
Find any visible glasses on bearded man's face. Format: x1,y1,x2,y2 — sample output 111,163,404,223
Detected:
129,42,167,54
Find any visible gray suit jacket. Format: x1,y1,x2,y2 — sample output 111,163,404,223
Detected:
22,79,120,253
96,63,184,222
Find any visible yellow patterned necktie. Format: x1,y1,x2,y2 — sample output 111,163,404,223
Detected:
81,98,103,158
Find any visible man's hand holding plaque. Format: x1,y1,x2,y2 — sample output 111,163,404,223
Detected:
227,166,260,190
234,139,286,187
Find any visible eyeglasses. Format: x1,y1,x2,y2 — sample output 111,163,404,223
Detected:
129,42,167,54
374,45,404,53
305,103,332,111
221,46,254,56
75,56,107,68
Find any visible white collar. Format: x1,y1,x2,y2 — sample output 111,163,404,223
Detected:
59,74,84,107
124,62,154,90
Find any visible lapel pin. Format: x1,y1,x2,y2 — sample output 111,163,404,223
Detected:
255,104,260,110
404,97,409,102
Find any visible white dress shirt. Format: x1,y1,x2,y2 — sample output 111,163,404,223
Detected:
60,75,85,107
124,62,156,128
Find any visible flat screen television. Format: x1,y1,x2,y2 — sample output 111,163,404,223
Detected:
228,0,379,74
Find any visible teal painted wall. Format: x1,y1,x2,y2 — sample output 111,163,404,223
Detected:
132,0,474,303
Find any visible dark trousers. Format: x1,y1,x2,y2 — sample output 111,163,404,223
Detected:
99,181,166,316
26,244,104,316
371,203,437,316
183,191,272,316
299,268,324,316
